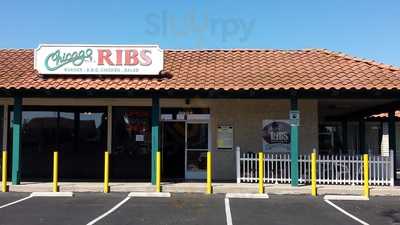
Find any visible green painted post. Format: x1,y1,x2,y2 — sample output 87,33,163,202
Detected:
12,96,22,185
151,97,160,185
290,97,299,187
388,110,396,180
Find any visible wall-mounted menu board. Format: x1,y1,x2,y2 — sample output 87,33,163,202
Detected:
217,125,233,149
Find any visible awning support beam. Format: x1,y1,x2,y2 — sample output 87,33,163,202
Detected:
388,110,397,181
107,105,112,152
290,96,299,186
11,96,22,185
151,96,160,185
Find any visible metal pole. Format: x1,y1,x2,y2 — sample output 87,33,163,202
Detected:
258,152,264,194
2,150,7,192
311,149,317,196
390,149,395,186
104,151,110,193
363,154,369,198
156,151,161,192
236,146,241,183
206,151,212,194
53,151,59,192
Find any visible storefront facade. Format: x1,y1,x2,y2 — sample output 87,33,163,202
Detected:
0,46,399,185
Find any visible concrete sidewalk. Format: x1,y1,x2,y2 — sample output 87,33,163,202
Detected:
5,182,400,196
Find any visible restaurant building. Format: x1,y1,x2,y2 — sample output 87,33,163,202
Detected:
0,45,399,185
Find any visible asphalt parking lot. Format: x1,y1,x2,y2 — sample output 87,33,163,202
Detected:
0,192,398,225
331,196,400,225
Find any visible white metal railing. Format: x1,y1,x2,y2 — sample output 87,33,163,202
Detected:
236,147,394,186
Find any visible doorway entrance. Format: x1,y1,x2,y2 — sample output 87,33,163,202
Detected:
112,107,152,181
161,120,210,180
161,122,185,180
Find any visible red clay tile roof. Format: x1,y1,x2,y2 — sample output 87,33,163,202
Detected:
0,48,399,91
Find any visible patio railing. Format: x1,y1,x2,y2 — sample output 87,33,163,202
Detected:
236,147,395,186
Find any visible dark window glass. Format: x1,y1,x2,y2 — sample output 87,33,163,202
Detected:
186,151,207,172
112,107,151,180
9,107,106,180
161,122,185,179
60,110,106,179
20,111,58,178
187,123,208,149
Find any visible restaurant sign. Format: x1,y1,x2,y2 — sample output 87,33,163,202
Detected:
34,44,163,75
262,120,291,153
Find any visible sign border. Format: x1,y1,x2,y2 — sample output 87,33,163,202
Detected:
34,44,163,75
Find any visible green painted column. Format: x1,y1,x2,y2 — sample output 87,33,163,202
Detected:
388,110,396,180
12,96,22,185
151,96,160,185
290,97,299,187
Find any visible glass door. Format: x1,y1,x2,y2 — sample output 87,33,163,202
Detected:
185,121,210,179
112,107,152,180
161,121,185,179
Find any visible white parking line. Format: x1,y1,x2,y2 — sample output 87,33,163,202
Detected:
324,195,368,201
225,198,233,225
86,192,172,225
86,196,131,225
0,192,74,209
224,193,268,225
0,195,33,209
30,192,74,197
324,199,369,225
226,193,269,199
128,192,171,198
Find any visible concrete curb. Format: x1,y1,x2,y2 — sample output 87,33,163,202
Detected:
30,192,74,197
323,195,369,201
128,192,171,198
6,182,400,196
226,193,269,199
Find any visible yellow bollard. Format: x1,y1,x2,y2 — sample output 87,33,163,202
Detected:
156,151,161,192
104,151,110,193
258,152,264,194
311,150,317,196
206,151,212,194
2,150,7,192
363,154,369,198
53,151,59,192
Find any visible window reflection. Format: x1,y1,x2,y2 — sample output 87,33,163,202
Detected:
10,107,106,180
187,124,208,149
22,111,58,152
187,151,207,172
112,108,151,180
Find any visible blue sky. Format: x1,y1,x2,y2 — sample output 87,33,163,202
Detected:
1,0,399,66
